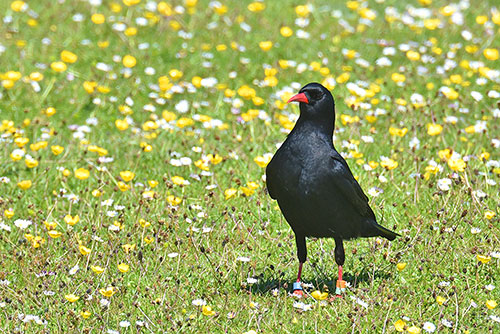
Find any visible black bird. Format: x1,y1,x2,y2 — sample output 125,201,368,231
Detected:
266,83,398,297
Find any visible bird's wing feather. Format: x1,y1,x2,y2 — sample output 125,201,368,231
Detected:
329,154,374,218
266,168,277,199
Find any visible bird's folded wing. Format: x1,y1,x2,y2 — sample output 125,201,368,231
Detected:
329,155,373,218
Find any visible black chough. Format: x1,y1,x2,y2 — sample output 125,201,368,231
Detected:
266,83,399,297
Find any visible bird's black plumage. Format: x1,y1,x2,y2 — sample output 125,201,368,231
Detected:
266,83,398,272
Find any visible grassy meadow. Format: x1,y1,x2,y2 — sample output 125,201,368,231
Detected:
0,0,499,332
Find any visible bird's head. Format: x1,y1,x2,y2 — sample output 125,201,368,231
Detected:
287,83,335,130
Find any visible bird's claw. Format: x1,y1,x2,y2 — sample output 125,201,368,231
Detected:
335,279,346,297
292,281,304,298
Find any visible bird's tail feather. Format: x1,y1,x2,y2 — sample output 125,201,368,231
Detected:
374,223,400,241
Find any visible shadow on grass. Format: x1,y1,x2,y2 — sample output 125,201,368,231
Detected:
248,266,392,295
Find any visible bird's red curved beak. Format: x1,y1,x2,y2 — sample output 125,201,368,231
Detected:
287,92,309,104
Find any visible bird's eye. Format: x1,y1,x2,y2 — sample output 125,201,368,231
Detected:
309,91,322,100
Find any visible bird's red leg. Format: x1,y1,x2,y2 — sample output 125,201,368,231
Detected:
335,265,346,297
293,262,304,297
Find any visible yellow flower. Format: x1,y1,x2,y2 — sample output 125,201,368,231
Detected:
83,81,98,94
202,305,215,316
25,158,38,168
254,155,271,168
427,123,443,136
44,107,56,116
407,326,421,334
484,210,496,220
247,2,265,12
14,137,29,148
139,219,150,228
4,208,15,219
247,182,259,190
92,189,102,197
486,300,497,310
48,230,62,238
449,74,462,84
240,187,255,197
493,11,500,25
380,159,398,170
43,221,57,231
479,152,490,161
91,265,105,274
79,245,91,255
64,214,79,226
439,5,455,16
91,13,105,24
447,158,466,172
295,4,310,17
122,243,136,253
65,294,80,303
207,154,222,165
167,195,182,206
176,117,194,128
477,254,491,264
476,15,488,25
280,26,293,37
122,55,137,68
80,310,91,319
115,119,129,131
169,69,183,80
396,262,407,271
118,181,130,191
185,0,197,7
259,41,273,51
118,263,129,273
237,85,256,99
99,286,117,297
17,180,32,190
123,0,141,6
11,1,27,12
195,160,209,171
394,319,406,332
171,176,187,186
311,290,328,300
483,48,499,61
148,180,159,188
441,87,458,99
212,2,227,14
50,61,67,73
436,295,446,305
391,73,406,83
2,79,15,89
358,8,376,20
97,41,109,49
51,145,64,155
75,168,90,180
120,170,135,182
389,127,408,137
438,148,452,161
424,18,441,30
30,141,47,151
224,188,237,200
60,50,78,63
264,76,278,87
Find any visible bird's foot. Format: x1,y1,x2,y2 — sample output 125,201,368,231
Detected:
292,281,304,298
335,279,346,297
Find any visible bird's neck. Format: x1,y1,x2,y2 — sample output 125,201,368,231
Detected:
291,116,335,140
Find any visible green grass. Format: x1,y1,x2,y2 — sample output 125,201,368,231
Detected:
0,0,499,333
